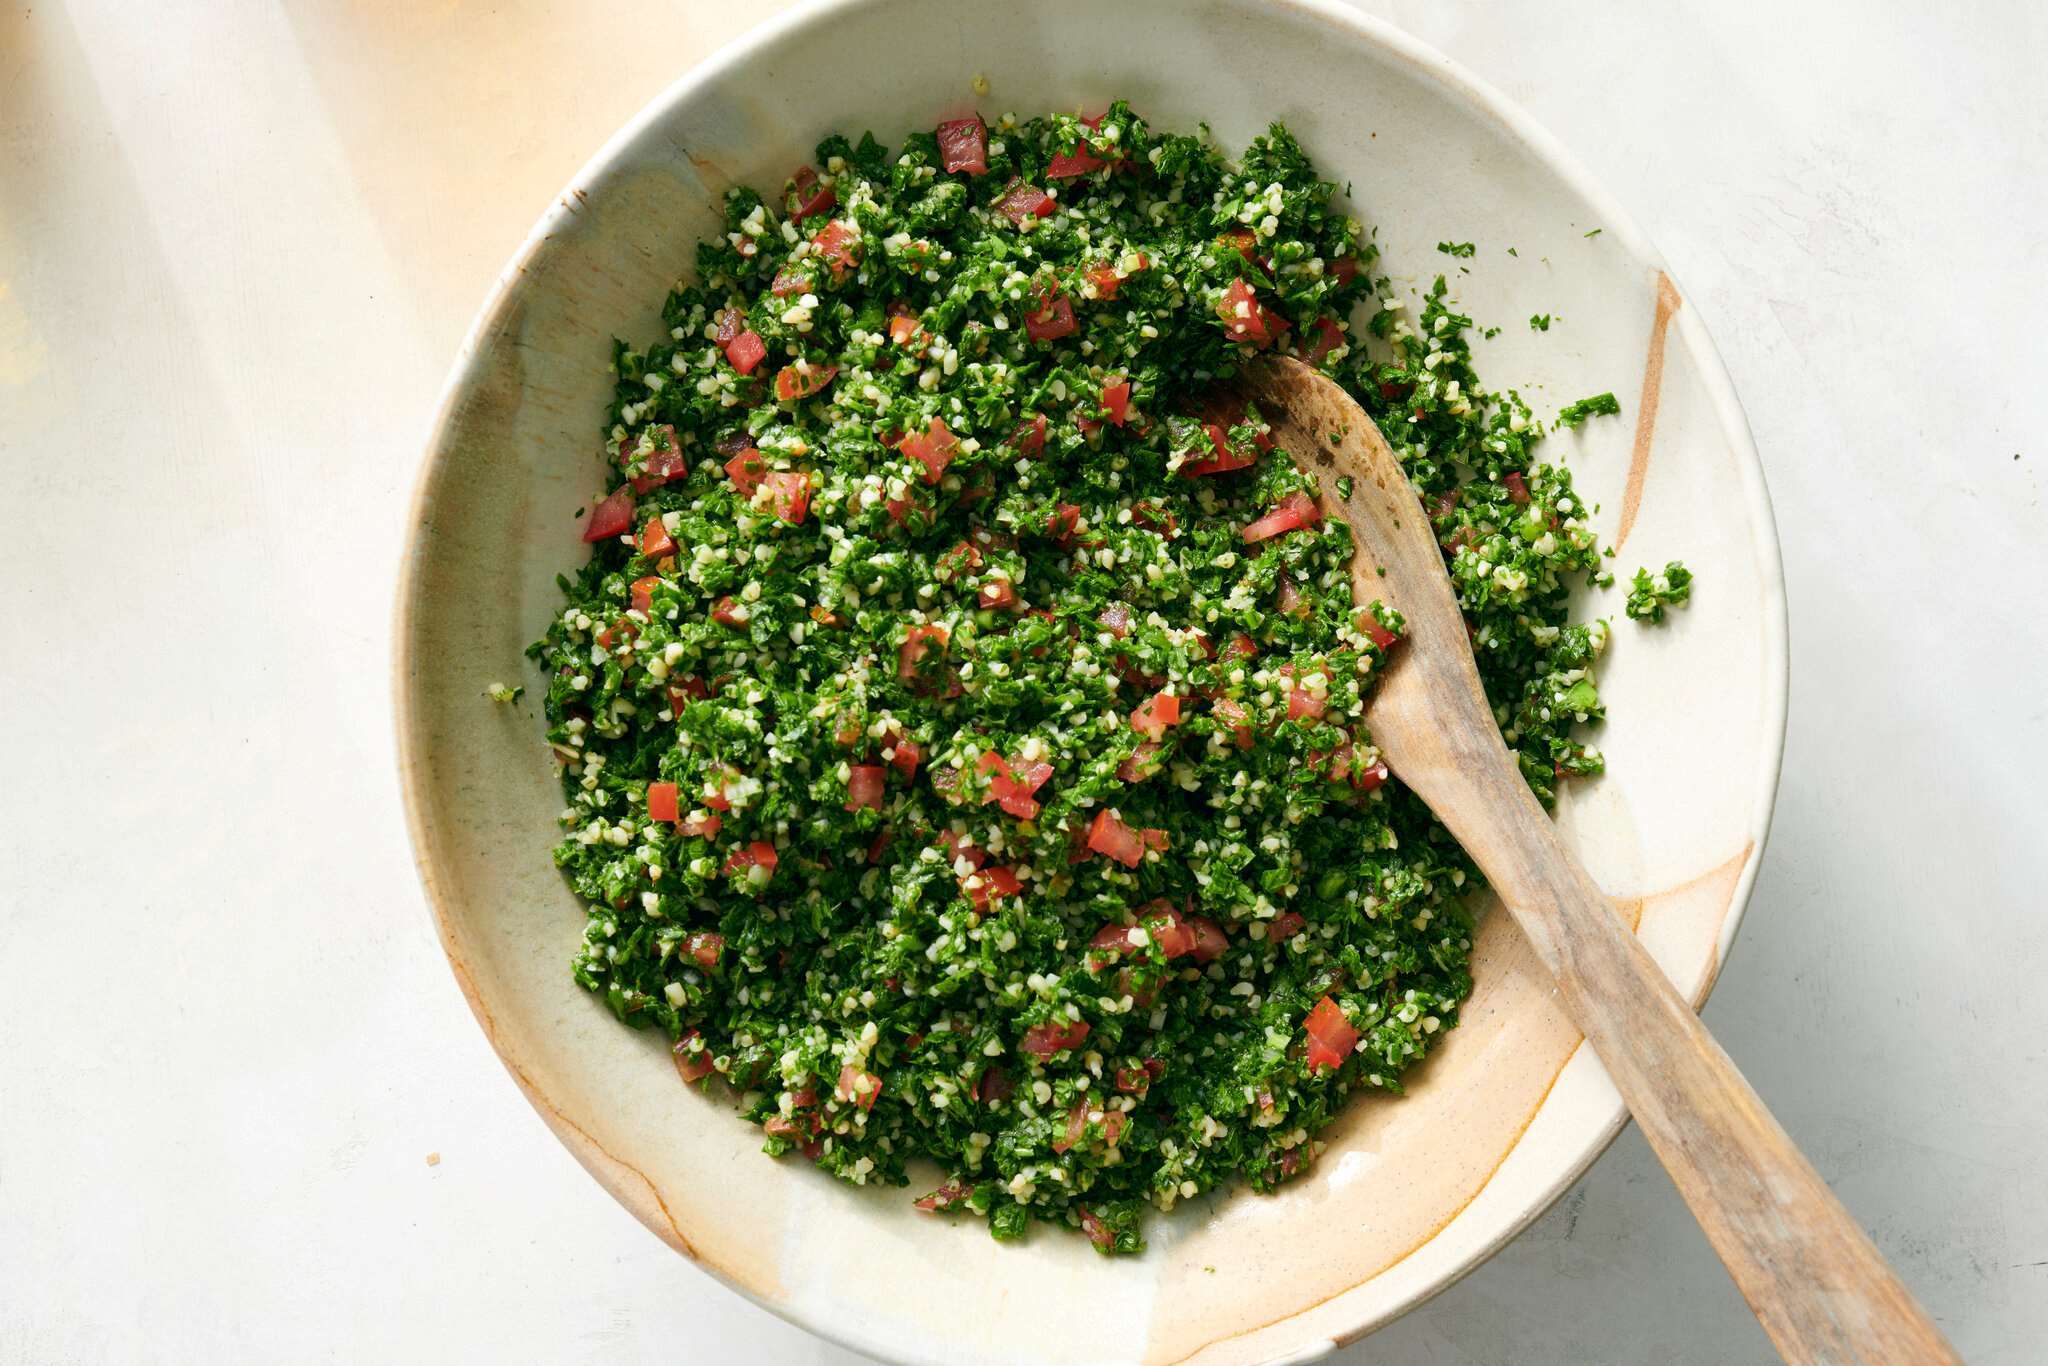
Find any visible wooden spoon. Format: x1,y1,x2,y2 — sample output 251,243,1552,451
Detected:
1223,355,1955,1364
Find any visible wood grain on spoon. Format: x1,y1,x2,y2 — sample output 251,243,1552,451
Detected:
1226,356,1956,1365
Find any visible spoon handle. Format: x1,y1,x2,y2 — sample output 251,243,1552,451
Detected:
1457,770,1957,1364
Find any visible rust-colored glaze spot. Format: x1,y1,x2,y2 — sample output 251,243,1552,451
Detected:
1615,271,1682,550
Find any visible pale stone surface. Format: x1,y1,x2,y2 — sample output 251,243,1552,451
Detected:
2,1,2039,1361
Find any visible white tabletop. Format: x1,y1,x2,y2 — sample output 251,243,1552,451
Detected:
4,1,2042,1361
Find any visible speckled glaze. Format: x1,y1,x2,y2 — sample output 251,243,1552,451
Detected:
394,2,1788,1361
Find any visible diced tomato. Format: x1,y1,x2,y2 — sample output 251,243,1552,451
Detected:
760,470,811,523
936,115,988,175
1020,1019,1091,1057
1047,502,1081,544
725,329,767,375
1078,1207,1116,1252
978,578,1018,611
1242,491,1324,544
771,266,809,298
686,931,724,970
1024,289,1076,342
1276,576,1306,618
900,417,959,483
1180,421,1258,477
713,307,746,348
1052,1099,1091,1153
1303,994,1358,1073
1116,741,1163,782
1102,377,1131,426
887,311,925,349
1504,470,1531,504
786,165,836,222
1088,922,1141,963
898,622,950,684
978,752,1052,819
994,178,1055,225
773,363,838,402
1285,680,1327,722
724,840,779,880
582,488,635,542
1010,412,1048,456
678,811,722,839
1355,757,1390,791
621,425,689,491
647,781,680,822
1045,142,1107,178
1085,263,1122,300
1358,609,1400,650
937,540,983,581
1306,317,1347,365
1096,602,1132,638
1085,809,1147,867
888,737,923,780
846,764,885,812
595,616,637,650
1144,903,1197,959
668,676,709,709
973,1065,1015,1104
1268,910,1306,944
1188,916,1228,963
1130,690,1183,740
913,1182,975,1213
836,1063,881,1111
963,864,1024,911
725,446,767,495
630,575,662,614
1331,255,1361,285
672,1031,716,1083
638,517,675,558
711,596,747,629
1218,277,1272,344
1114,1065,1151,1093
810,219,861,282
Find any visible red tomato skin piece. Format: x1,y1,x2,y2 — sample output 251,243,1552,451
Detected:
582,488,635,542
647,782,680,822
846,764,886,811
1024,291,1077,341
725,329,767,375
1102,377,1131,425
936,116,989,175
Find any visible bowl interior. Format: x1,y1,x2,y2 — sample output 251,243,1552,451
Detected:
397,2,1785,1361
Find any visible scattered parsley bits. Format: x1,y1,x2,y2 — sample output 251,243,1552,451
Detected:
1529,314,1552,332
1555,392,1622,430
1625,561,1693,622
528,102,1637,1256
1436,241,1476,258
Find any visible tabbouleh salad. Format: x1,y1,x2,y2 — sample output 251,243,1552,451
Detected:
525,103,1670,1254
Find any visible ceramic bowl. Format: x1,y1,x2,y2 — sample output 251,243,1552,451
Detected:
395,1,1788,1360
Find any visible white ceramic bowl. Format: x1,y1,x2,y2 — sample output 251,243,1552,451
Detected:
396,1,1788,1360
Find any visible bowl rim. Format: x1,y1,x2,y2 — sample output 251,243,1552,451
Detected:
392,0,1790,1358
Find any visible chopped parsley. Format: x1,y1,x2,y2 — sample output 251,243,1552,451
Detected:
1436,241,1476,258
529,103,1633,1256
1529,314,1552,332
1625,561,1693,622
1556,392,1622,429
